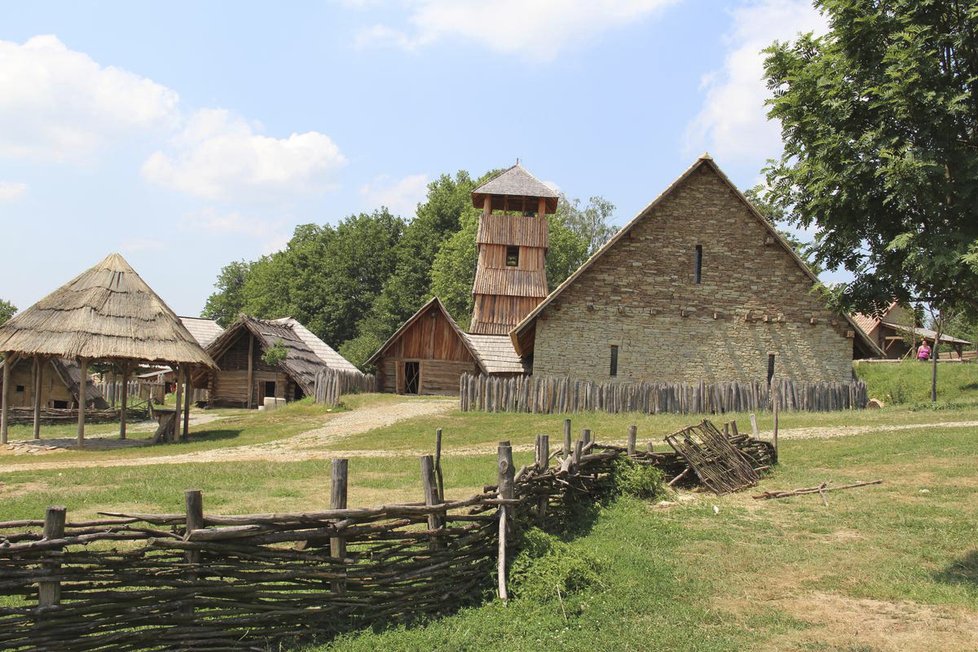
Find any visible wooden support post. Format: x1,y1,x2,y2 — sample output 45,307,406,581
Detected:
497,441,514,601
750,413,759,438
246,333,255,409
172,364,182,443
627,425,637,456
434,428,445,501
582,428,591,446
184,490,203,615
421,455,442,551
563,418,572,458
730,421,738,437
573,439,583,469
537,435,549,527
38,506,66,608
76,357,87,447
1,351,10,445
119,362,129,440
32,356,42,440
647,441,654,453
182,365,191,440
331,458,348,592
773,395,779,464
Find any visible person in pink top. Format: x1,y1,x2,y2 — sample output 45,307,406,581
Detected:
917,341,931,361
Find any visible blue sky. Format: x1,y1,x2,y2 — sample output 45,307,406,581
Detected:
0,0,827,316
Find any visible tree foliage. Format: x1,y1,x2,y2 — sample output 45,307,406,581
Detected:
743,184,822,276
763,0,978,319
0,299,17,326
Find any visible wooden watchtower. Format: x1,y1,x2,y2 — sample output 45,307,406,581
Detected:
469,163,558,335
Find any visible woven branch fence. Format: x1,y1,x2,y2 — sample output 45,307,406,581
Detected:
313,367,377,406
459,374,868,414
0,424,666,651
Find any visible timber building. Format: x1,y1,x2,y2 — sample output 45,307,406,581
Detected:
851,302,972,359
0,357,108,411
203,316,359,408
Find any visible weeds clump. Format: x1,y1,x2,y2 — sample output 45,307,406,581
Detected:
508,528,602,602
611,457,665,500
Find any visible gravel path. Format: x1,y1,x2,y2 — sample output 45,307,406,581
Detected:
0,398,455,472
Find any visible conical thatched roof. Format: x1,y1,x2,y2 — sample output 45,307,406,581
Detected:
0,253,216,367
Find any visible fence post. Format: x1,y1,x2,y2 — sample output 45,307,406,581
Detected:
562,419,572,458
434,428,445,502
582,428,591,446
420,455,443,551
184,490,203,616
627,425,637,456
496,441,514,601
537,435,549,527
38,506,66,608
750,413,759,438
330,459,348,592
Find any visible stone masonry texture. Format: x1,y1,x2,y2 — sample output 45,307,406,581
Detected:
531,162,855,384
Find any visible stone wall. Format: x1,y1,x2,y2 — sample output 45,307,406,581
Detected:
532,162,855,384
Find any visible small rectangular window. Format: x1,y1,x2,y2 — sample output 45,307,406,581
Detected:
694,244,703,284
610,345,619,377
506,245,520,267
767,353,776,385
15,385,25,393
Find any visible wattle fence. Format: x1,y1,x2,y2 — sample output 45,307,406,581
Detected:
459,374,868,414
0,428,647,651
313,367,377,406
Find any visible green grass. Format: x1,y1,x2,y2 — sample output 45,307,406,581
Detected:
856,359,978,405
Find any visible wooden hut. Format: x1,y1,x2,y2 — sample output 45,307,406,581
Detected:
469,163,558,335
0,253,216,445
0,357,108,412
202,316,359,408
368,297,525,395
852,302,973,359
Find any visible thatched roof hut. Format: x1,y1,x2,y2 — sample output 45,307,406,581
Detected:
0,253,215,444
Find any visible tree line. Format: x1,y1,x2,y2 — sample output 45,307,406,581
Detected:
201,170,616,368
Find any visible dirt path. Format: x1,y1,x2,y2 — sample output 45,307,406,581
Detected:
0,398,455,472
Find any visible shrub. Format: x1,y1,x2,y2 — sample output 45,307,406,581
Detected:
508,528,602,602
611,457,665,500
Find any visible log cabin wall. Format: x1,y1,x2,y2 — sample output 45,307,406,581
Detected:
210,331,289,407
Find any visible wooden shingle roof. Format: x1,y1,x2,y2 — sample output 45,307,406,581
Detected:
471,163,559,213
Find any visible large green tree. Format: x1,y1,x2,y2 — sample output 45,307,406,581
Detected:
0,299,17,325
763,0,978,398
202,260,253,327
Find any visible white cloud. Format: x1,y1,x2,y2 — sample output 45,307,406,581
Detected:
0,35,179,161
181,207,288,239
142,109,347,201
0,181,27,201
360,173,429,216
685,0,827,164
356,0,679,61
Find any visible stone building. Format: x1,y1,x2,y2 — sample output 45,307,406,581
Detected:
510,155,881,384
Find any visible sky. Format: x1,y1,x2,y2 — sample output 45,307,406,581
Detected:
0,0,829,317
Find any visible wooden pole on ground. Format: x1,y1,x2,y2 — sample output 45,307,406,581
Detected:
773,387,780,464
537,435,549,527
119,361,129,440
38,505,66,608
563,418,572,458
749,413,759,438
184,490,203,615
0,352,10,445
627,425,637,456
172,364,182,443
182,365,191,440
497,441,514,601
434,428,445,501
32,356,42,440
76,357,87,447
331,458,348,592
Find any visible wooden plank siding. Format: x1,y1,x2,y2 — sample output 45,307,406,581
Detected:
209,331,296,407
472,268,548,298
471,295,543,335
477,245,545,271
476,213,548,248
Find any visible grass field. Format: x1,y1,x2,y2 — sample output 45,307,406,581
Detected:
2,363,978,650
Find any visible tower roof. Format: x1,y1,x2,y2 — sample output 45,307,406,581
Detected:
472,163,559,212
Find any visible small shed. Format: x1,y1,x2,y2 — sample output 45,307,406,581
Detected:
203,315,357,408
852,302,973,359
368,297,526,395
0,357,108,412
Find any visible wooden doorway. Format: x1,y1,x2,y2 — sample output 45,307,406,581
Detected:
404,362,420,394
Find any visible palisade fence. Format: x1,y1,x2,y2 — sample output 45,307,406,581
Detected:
459,374,868,414
0,430,641,651
313,367,377,406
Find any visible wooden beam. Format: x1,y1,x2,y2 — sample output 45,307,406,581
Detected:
32,356,42,440
182,365,191,439
247,333,254,409
119,361,129,440
1,351,10,445
173,364,182,443
76,357,87,447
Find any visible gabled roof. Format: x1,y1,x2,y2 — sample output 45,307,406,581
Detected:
880,322,972,346
366,297,487,373
0,253,216,367
471,163,559,213
509,155,884,359
179,316,224,349
271,318,360,374
206,316,353,394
